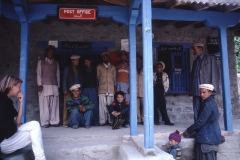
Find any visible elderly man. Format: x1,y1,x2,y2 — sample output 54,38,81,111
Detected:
190,42,220,122
97,52,116,126
62,55,82,127
37,45,60,128
66,84,94,129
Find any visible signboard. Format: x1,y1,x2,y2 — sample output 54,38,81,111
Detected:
121,39,129,52
160,45,183,52
59,8,97,20
62,42,91,49
207,38,219,55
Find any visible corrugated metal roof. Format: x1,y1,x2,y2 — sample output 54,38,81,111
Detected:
176,0,240,6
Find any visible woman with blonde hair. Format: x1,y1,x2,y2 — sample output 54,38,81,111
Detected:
0,75,46,160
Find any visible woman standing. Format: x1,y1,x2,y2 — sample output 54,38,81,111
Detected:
182,84,222,160
153,61,174,125
0,75,46,160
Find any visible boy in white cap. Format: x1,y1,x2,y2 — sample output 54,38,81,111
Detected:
62,55,82,127
97,52,116,126
182,84,222,160
66,84,94,129
153,61,174,125
190,42,220,122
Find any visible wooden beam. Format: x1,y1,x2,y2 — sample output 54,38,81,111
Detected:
92,17,112,27
223,5,240,12
192,3,214,11
193,22,206,28
174,21,195,28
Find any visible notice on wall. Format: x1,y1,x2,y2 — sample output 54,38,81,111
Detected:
48,41,58,48
62,42,91,49
121,39,129,52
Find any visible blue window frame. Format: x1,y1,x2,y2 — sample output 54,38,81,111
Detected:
153,42,191,94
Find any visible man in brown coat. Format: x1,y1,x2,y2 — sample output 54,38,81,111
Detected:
97,52,116,126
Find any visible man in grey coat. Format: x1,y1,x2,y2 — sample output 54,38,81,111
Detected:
190,42,220,122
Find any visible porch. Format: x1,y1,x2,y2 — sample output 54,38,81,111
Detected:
41,117,240,160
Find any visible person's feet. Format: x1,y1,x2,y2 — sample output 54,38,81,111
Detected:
51,124,59,127
72,125,78,129
85,126,90,129
63,124,68,128
154,121,160,125
165,122,174,126
42,124,49,128
123,124,130,128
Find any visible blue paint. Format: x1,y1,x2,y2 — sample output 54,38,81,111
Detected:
129,25,138,136
14,6,27,22
218,27,233,132
142,0,154,149
0,0,2,16
130,0,142,10
19,22,29,123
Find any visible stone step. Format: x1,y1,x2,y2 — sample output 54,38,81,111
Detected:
119,142,144,160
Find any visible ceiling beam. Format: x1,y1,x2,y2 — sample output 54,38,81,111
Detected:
223,5,240,12
174,21,195,28
193,22,206,28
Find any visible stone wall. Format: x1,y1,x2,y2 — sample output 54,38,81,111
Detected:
0,18,239,122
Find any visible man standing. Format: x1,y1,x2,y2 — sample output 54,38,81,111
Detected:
66,84,94,129
37,45,60,128
97,52,116,126
116,51,130,101
190,42,220,121
137,55,144,125
82,56,99,126
62,55,81,127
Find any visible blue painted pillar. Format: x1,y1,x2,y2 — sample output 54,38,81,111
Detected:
142,0,154,148
218,27,233,132
129,24,138,136
19,22,29,123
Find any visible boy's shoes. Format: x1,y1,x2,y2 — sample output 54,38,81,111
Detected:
42,124,49,128
165,122,174,126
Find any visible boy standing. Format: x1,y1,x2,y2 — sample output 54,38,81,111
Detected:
169,130,181,160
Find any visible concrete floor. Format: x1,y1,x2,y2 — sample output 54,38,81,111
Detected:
41,117,240,160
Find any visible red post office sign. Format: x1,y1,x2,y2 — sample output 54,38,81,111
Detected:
59,8,97,20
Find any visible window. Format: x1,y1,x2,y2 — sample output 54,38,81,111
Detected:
153,43,191,94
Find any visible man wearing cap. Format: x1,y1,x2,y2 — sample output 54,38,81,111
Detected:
66,84,94,129
97,52,116,126
37,45,60,128
62,55,82,127
190,42,220,122
182,84,222,160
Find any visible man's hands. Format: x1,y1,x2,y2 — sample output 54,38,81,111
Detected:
112,112,121,117
79,105,86,112
63,91,68,95
38,85,43,92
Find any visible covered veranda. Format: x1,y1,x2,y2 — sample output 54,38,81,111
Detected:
1,0,240,153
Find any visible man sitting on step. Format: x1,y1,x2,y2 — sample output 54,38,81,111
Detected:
66,84,94,129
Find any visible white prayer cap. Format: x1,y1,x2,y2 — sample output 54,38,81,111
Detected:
70,55,80,59
199,84,214,91
192,42,204,48
101,52,109,57
156,61,165,70
69,84,81,91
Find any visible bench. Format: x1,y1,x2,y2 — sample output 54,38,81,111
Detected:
1,145,34,160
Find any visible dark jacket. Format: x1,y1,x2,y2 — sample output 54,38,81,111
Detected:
108,100,130,115
186,96,222,144
0,93,17,143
